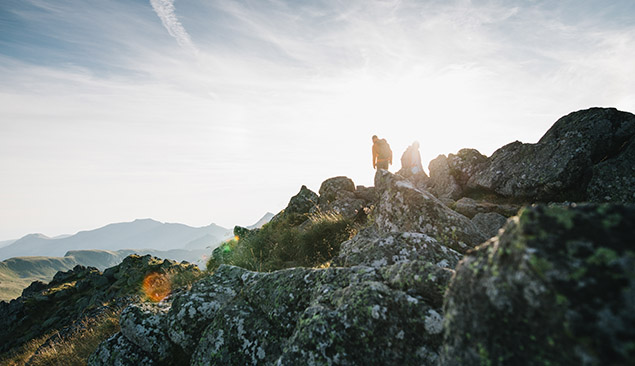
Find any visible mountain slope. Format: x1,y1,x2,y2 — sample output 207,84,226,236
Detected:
0,219,232,260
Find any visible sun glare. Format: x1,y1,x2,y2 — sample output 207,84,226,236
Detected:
142,272,171,302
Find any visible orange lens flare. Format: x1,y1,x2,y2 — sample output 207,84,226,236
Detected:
142,272,171,302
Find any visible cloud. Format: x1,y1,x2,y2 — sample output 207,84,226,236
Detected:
150,0,198,55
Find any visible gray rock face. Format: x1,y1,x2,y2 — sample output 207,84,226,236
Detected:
318,176,356,205
333,226,461,269
374,169,487,253
427,154,463,200
283,185,318,216
587,138,635,203
90,262,452,366
88,333,157,366
453,197,520,218
166,265,263,354
470,212,508,238
119,302,179,363
442,204,635,366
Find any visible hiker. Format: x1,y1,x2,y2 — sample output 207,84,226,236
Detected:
372,135,392,170
400,141,423,175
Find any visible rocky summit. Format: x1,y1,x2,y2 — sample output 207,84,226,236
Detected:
2,107,634,366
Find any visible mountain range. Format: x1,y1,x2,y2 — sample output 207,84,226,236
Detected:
0,214,273,301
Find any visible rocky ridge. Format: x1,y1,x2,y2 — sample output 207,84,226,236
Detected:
2,107,634,365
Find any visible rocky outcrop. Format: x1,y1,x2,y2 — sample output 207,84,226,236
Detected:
428,108,635,204
89,262,451,366
470,212,508,238
442,204,635,365
281,185,318,217
374,169,487,253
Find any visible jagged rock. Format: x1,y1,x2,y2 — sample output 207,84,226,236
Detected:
374,169,487,253
467,108,635,201
427,154,463,200
332,226,462,269
471,212,508,238
442,203,635,366
119,302,181,363
88,333,157,366
283,185,318,216
453,197,520,218
587,138,635,203
353,185,377,202
165,265,263,354
318,176,356,204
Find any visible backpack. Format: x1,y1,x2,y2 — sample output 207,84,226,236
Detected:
376,139,392,160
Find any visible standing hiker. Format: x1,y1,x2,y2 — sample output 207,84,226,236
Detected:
400,141,423,175
372,135,392,170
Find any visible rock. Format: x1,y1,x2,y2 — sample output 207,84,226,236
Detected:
427,154,463,200
318,176,356,204
586,138,635,203
119,302,182,363
453,197,520,218
165,265,263,354
353,185,377,202
467,108,635,202
471,212,508,238
191,264,446,366
374,169,487,253
87,333,157,366
442,203,635,366
283,185,319,216
332,226,462,269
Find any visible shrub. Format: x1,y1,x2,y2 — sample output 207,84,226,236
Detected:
207,210,358,272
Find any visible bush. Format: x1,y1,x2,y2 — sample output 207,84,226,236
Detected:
207,211,358,272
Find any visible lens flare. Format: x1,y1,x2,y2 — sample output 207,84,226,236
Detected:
142,272,171,302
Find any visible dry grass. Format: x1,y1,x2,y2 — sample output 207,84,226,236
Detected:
0,309,120,366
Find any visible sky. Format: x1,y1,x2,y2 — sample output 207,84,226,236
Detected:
1,0,634,240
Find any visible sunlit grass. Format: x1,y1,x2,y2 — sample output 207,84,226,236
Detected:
0,309,121,366
207,210,360,272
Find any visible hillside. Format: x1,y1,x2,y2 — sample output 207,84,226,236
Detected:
1,107,633,366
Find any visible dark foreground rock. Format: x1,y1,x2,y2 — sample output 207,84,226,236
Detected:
89,261,452,366
442,203,635,366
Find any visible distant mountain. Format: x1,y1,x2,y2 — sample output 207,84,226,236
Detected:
246,212,275,229
0,219,232,261
0,239,16,249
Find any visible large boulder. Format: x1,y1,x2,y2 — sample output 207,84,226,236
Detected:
427,149,488,200
318,176,356,204
374,169,487,253
442,203,635,365
467,108,635,202
332,226,462,269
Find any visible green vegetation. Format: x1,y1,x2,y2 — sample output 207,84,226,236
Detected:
207,211,359,272
0,309,120,366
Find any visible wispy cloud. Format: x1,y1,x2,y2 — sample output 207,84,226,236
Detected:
150,0,198,55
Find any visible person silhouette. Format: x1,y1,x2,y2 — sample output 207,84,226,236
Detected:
372,135,392,170
400,141,423,175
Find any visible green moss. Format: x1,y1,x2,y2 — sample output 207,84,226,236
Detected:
544,206,576,229
477,343,492,366
587,247,619,266
528,255,553,279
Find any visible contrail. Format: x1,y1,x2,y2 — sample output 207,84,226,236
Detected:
150,0,198,54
